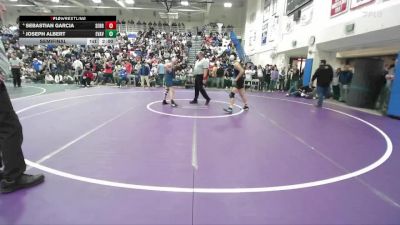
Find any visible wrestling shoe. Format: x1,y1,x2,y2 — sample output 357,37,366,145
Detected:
171,100,178,108
224,107,233,114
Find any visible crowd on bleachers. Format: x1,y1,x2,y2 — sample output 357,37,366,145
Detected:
1,22,395,114
116,20,235,32
2,22,241,89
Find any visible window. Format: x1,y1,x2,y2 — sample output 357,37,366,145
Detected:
271,0,278,15
286,0,312,15
263,0,271,22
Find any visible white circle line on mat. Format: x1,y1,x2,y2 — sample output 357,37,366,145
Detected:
16,91,392,193
11,85,47,101
146,99,244,119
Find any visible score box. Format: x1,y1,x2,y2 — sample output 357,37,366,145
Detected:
105,21,117,30
105,30,117,38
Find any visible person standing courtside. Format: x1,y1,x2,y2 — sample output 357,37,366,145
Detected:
139,60,151,88
190,51,211,105
157,60,165,87
216,62,225,89
0,3,45,194
311,60,333,107
9,54,23,88
286,67,300,96
339,65,353,103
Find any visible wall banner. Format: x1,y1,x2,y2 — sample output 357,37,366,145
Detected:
331,0,348,17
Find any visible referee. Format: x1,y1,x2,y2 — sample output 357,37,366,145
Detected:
190,51,211,105
0,4,45,194
9,53,23,88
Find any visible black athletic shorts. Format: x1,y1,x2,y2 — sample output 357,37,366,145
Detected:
235,76,245,89
11,68,21,77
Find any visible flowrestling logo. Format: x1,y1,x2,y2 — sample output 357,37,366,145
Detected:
51,16,87,21
350,0,375,9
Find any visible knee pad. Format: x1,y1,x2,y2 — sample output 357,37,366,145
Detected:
165,87,169,94
229,92,235,98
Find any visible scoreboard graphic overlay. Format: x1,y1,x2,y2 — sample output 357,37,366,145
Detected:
19,16,117,46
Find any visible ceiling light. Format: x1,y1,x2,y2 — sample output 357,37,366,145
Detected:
92,0,102,3
51,0,60,2
9,0,18,2
224,2,232,8
114,0,126,7
181,1,189,6
125,0,134,4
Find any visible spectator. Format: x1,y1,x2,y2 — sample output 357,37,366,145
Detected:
82,65,94,87
44,72,54,84
54,74,63,84
269,66,279,92
139,60,151,88
332,68,341,100
339,65,353,102
102,59,114,84
264,64,271,92
256,65,263,91
286,68,300,96
72,57,83,84
32,58,42,78
287,85,314,99
311,60,334,107
117,67,129,88
376,61,396,114
158,60,165,87
216,62,225,89
278,67,286,91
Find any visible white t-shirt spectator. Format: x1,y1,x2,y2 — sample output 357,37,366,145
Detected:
163,52,170,59
158,63,165,75
9,58,22,68
72,59,83,70
135,63,141,73
55,74,63,84
332,74,339,86
45,74,54,82
257,69,263,78
62,49,70,57
151,66,158,77
245,69,253,80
